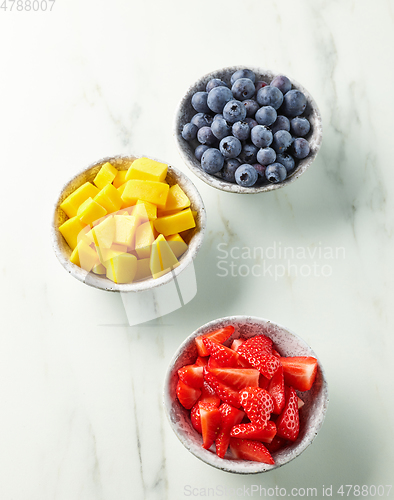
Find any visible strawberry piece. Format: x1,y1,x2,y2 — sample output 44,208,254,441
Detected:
265,435,290,453
259,374,270,390
178,365,204,389
204,368,241,408
195,356,208,367
280,356,318,391
176,380,201,409
230,421,277,443
271,349,281,358
267,365,285,414
199,380,221,406
229,438,275,464
239,387,274,427
215,403,244,458
207,356,223,369
276,386,299,441
191,401,217,434
297,396,304,409
202,337,239,367
230,338,244,351
200,406,222,449
195,325,235,356
208,368,260,391
237,336,280,379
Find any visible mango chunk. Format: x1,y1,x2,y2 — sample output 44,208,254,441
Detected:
112,170,128,189
90,215,115,249
166,233,188,259
121,179,169,209
94,184,122,214
153,208,195,236
106,253,137,284
60,182,99,218
125,157,168,183
92,262,106,275
70,240,98,272
98,244,128,267
150,234,179,279
77,197,107,225
59,216,87,250
93,162,118,190
135,221,156,259
161,184,190,214
134,258,152,281
113,215,139,248
133,199,157,220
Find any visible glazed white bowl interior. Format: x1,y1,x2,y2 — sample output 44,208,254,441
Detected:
164,316,328,474
174,66,323,194
52,154,206,292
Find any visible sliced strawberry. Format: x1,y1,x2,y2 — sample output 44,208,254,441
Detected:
259,374,270,390
272,349,281,358
280,356,318,391
267,365,285,414
176,380,201,409
202,337,239,367
207,356,223,369
229,438,275,464
238,387,274,427
297,396,304,409
191,401,217,434
195,325,235,356
178,365,204,389
230,421,277,443
208,368,259,391
215,403,244,458
237,336,280,379
265,435,290,453
200,406,222,450
276,386,299,441
195,356,208,367
204,368,241,408
230,338,244,351
199,380,221,406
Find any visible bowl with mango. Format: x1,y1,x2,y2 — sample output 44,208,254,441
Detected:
52,155,206,292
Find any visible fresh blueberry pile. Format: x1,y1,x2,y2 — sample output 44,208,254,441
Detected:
181,69,312,188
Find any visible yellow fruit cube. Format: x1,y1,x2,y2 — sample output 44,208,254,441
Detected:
59,216,87,250
94,184,122,214
112,170,128,189
69,240,99,272
113,215,139,248
150,234,179,279
92,262,106,275
77,197,107,225
153,208,195,236
106,253,137,284
161,184,190,214
98,244,128,267
60,182,99,218
134,258,152,281
166,233,188,259
134,221,156,259
125,157,168,183
133,199,157,220
90,215,115,249
121,180,169,209
93,162,118,190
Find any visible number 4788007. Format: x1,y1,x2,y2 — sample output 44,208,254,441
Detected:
0,0,56,11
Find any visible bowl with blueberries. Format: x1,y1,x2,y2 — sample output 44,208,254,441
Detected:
174,67,322,193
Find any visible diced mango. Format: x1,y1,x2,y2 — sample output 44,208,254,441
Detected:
94,184,122,214
166,233,188,259
125,157,168,183
60,182,99,218
98,244,128,267
92,262,107,275
59,216,87,250
113,215,139,248
133,199,157,220
112,170,128,188
161,184,190,214
134,221,156,259
134,258,152,281
121,180,169,209
93,162,118,190
77,197,107,225
153,208,195,236
91,215,115,249
69,240,99,272
106,253,137,284
150,234,179,279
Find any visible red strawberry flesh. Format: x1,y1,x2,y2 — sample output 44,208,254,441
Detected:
200,406,222,449
229,438,275,464
280,356,318,391
176,380,201,410
195,325,235,356
276,386,300,441
230,421,277,443
208,368,260,391
239,387,274,427
237,336,280,379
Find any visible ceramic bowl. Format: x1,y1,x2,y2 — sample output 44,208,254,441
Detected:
164,315,328,474
51,154,206,292
174,66,323,194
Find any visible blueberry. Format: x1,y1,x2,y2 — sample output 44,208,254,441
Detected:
292,137,310,159
221,158,241,183
245,117,258,130
223,99,247,123
270,115,290,135
256,86,284,110
191,113,214,129
231,69,256,85
195,144,209,161
201,148,224,174
255,81,268,92
191,92,211,113
206,78,228,92
265,163,287,183
276,153,295,173
232,121,250,141
213,113,224,121
282,89,307,117
250,125,273,148
270,75,292,94
207,86,233,113
272,130,293,153
211,117,232,140
243,99,260,117
256,147,276,165
231,78,256,101
235,164,258,187
290,117,310,137
181,123,198,141
197,126,217,146
238,142,258,164
252,163,266,177
219,136,242,159
255,106,277,126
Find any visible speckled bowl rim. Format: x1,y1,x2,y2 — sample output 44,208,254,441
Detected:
163,315,329,474
174,66,323,194
51,154,207,293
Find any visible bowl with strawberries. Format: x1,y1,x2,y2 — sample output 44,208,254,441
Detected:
163,316,328,474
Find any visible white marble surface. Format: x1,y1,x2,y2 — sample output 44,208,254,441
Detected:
1,0,394,498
